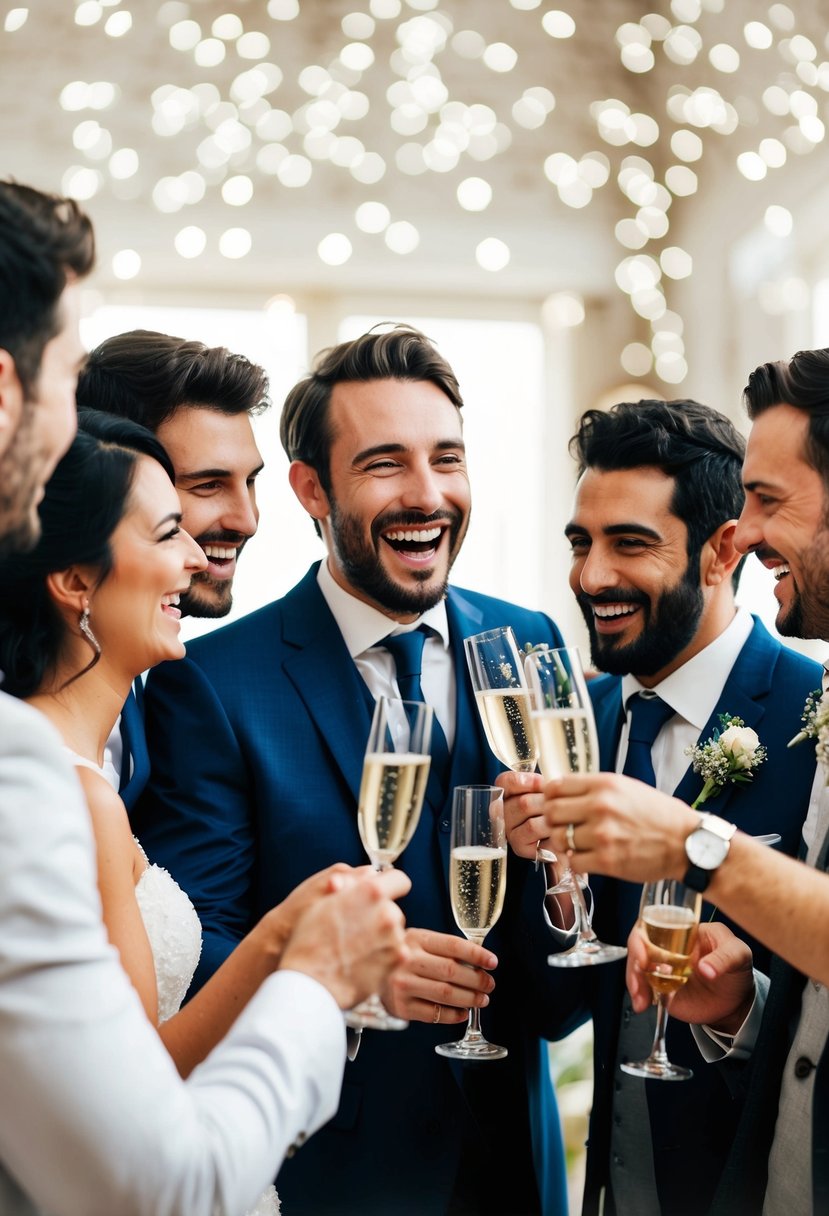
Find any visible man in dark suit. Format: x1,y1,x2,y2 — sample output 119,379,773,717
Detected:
76,330,270,808
134,325,576,1215
502,399,820,1215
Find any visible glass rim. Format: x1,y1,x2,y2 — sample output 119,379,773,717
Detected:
463,625,519,647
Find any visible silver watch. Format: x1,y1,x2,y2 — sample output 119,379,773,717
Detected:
683,813,737,892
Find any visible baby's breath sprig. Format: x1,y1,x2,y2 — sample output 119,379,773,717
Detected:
685,714,767,810
789,688,829,780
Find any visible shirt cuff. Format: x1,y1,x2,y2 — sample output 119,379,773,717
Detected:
691,969,770,1062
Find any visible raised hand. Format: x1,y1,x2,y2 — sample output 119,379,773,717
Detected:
381,927,497,1025
496,769,546,860
627,919,756,1034
280,868,410,1010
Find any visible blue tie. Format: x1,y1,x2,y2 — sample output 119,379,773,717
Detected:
382,626,450,782
622,692,674,787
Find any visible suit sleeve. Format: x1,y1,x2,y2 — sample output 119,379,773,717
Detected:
0,697,346,1216
135,657,257,990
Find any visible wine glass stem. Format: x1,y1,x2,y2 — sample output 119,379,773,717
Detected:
650,994,672,1064
569,868,597,943
462,1004,484,1045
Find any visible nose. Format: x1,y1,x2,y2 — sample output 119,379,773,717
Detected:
183,528,207,572
399,459,443,515
222,482,260,539
575,546,617,596
733,501,762,556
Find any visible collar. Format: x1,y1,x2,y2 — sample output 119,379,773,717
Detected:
620,606,755,732
316,557,450,659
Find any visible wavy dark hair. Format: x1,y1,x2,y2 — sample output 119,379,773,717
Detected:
570,398,747,585
0,410,174,697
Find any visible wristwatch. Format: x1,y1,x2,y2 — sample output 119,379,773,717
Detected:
683,813,737,892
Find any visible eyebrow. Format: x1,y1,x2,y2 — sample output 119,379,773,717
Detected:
154,511,182,531
564,521,663,541
743,479,779,493
352,439,465,464
176,463,265,481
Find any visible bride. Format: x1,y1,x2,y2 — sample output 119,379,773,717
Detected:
0,410,351,1216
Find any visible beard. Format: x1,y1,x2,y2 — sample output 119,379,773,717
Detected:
0,398,43,557
328,498,468,617
777,527,829,641
578,557,705,678
179,530,249,619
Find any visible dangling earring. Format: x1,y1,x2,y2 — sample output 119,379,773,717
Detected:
79,604,101,660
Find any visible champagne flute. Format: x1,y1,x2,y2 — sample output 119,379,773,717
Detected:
524,645,627,967
345,696,433,1032
436,785,508,1060
621,879,702,1081
464,626,539,776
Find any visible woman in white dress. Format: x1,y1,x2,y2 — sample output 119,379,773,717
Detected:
0,411,357,1216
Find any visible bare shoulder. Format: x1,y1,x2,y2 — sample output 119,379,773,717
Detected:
74,767,138,868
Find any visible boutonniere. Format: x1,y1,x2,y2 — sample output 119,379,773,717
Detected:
684,714,767,809
789,688,829,776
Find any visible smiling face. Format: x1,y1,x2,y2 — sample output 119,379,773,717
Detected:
0,281,83,555
566,465,716,682
302,377,470,621
89,456,206,674
154,406,263,618
735,403,829,640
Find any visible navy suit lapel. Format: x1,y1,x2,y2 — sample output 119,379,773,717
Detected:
280,566,374,806
589,675,625,772
119,683,149,812
672,618,774,814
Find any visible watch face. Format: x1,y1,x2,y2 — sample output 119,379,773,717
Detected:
686,829,729,870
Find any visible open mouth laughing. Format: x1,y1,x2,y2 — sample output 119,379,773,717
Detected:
381,524,444,565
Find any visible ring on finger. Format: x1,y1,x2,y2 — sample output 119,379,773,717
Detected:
432,1003,442,1024
565,822,576,853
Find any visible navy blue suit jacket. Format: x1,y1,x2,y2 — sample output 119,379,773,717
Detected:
573,618,820,1216
136,565,579,1215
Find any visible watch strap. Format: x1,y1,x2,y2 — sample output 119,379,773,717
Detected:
683,862,713,892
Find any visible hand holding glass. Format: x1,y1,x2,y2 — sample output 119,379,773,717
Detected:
436,785,508,1060
524,645,627,966
345,696,432,1032
621,878,702,1081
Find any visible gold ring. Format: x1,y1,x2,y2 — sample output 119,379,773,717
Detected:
565,822,576,853
432,1003,442,1024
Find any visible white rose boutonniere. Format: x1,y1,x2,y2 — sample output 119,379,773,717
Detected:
789,688,829,778
685,714,767,809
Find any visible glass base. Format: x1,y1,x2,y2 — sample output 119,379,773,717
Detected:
620,1057,692,1081
546,872,589,895
548,941,627,968
344,994,408,1032
435,1038,508,1060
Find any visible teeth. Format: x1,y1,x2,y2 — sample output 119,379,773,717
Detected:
203,545,236,560
593,604,638,618
161,594,181,607
384,527,442,543
772,564,791,582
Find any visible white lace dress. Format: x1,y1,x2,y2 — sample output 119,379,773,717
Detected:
68,751,280,1216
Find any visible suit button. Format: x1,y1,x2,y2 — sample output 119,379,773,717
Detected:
794,1056,815,1079
613,1155,624,1168
440,819,450,832
623,1009,631,1025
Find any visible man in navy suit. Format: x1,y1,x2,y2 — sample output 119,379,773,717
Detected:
503,399,819,1215
135,326,576,1215
76,330,270,809
540,355,829,1215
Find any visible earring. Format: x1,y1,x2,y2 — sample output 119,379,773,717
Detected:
79,604,101,659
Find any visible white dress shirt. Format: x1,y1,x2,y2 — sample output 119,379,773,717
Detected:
317,559,456,746
616,607,755,793
0,691,345,1216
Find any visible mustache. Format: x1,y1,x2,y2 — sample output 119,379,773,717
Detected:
576,589,649,609
373,508,463,534
752,547,786,566
195,530,249,548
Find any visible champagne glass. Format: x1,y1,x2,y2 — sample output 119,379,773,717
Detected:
436,785,508,1060
345,696,433,1032
524,646,627,967
464,626,539,776
621,878,702,1081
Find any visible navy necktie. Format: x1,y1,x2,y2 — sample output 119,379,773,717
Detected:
382,626,450,781
622,692,674,787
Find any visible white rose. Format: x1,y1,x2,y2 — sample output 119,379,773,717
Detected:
718,724,760,769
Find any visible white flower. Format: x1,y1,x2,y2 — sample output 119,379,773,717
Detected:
717,724,762,770
789,688,829,785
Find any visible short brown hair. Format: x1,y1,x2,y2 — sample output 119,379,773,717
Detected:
744,349,829,489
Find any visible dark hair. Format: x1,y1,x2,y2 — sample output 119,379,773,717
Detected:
76,329,270,430
281,322,463,487
0,180,95,395
570,398,746,575
744,348,829,488
0,410,174,698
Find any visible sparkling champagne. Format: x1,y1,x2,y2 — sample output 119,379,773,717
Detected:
474,688,538,771
450,845,507,941
358,752,431,867
641,904,699,996
532,707,595,779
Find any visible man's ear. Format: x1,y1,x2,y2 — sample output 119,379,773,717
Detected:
0,347,23,445
45,567,96,619
702,520,742,586
288,460,330,523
